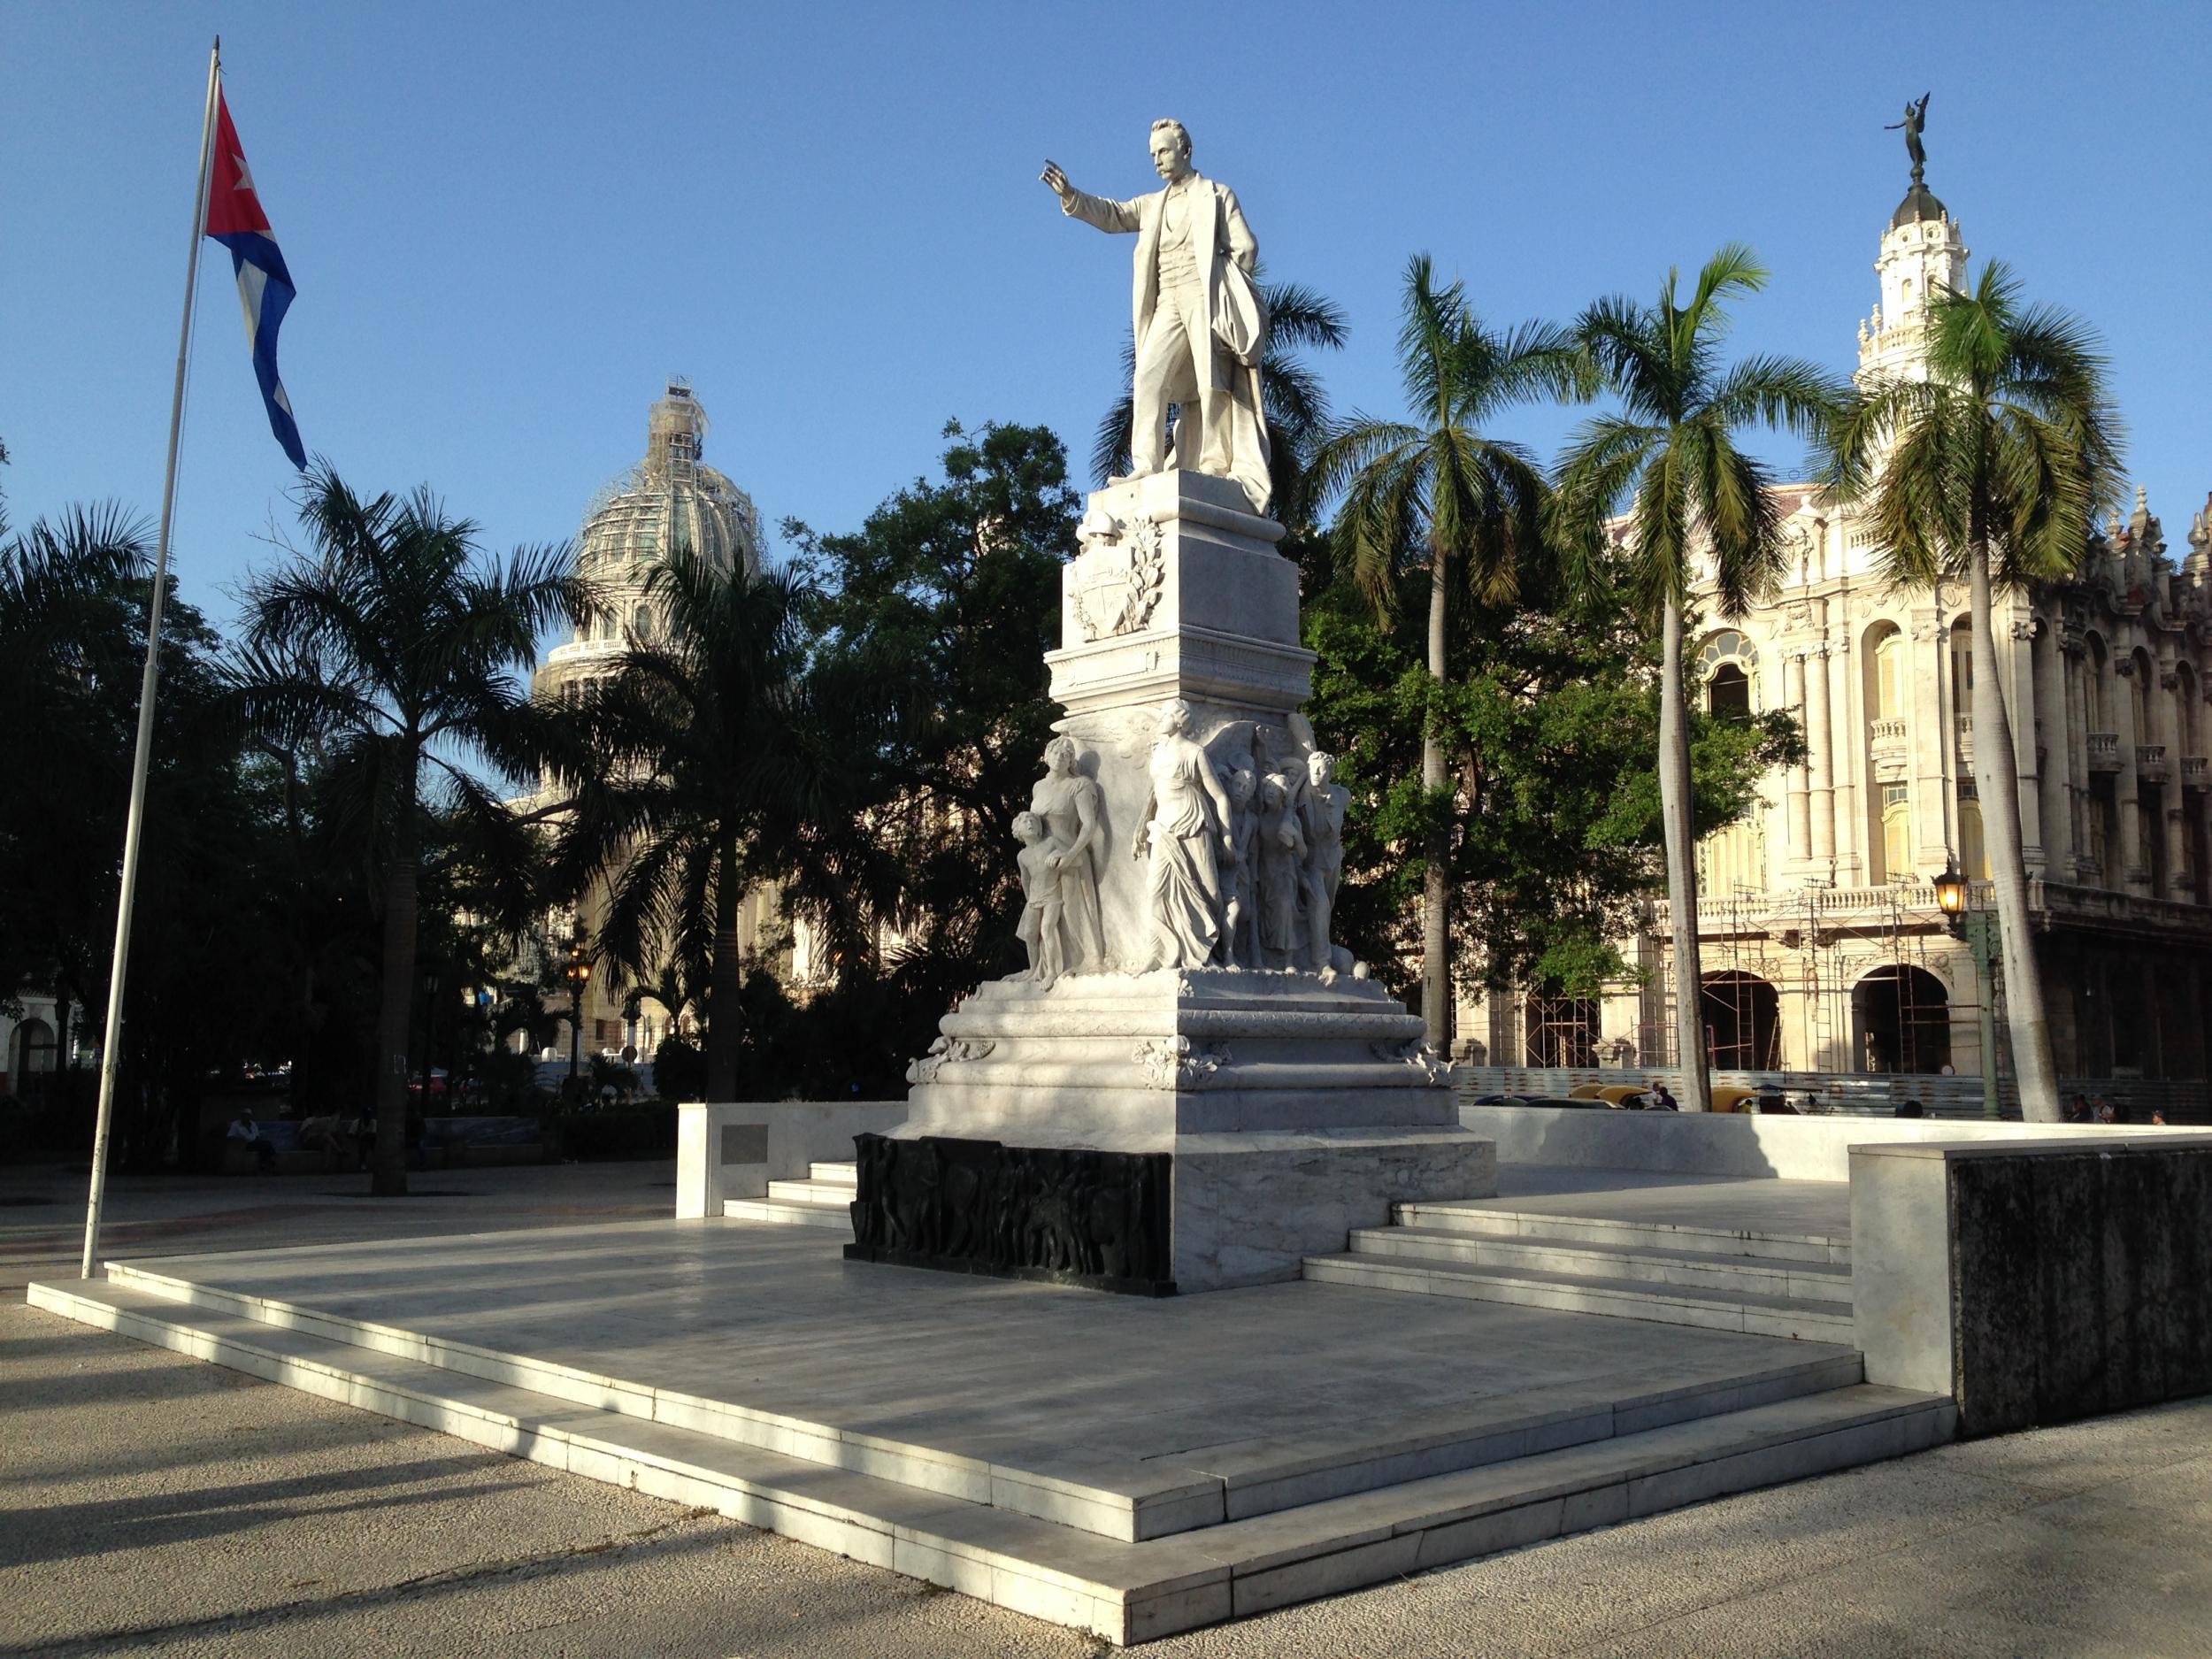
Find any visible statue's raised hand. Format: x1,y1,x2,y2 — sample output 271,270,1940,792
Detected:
1040,159,1072,200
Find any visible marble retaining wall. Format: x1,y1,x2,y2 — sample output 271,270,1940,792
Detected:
1852,1136,2212,1436
1461,1103,2205,1183
675,1101,908,1217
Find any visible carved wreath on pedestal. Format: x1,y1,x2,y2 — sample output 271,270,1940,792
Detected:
1133,1034,1230,1089
1071,512,1165,642
907,1036,995,1086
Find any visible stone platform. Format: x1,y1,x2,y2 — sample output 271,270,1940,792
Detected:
32,1205,1952,1644
895,970,1495,1290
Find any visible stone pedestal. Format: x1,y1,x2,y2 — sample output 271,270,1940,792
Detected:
855,470,1496,1293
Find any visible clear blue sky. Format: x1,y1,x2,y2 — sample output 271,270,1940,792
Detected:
6,0,2207,634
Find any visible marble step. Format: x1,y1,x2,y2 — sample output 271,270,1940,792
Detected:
1304,1253,1855,1341
765,1178,862,1206
27,1274,1950,1646
725,1196,852,1229
81,1256,1857,1548
1348,1225,1854,1301
808,1161,857,1187
1394,1200,1852,1266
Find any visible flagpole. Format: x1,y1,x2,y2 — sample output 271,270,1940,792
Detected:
80,38,224,1279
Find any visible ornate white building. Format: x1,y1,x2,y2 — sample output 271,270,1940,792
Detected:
1471,171,2212,1092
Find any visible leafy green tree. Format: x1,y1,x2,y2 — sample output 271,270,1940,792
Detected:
1310,255,1589,1043
782,421,1077,1082
1824,261,2123,1120
234,466,582,1194
1304,565,1801,1012
555,551,835,1102
1555,247,1838,1108
0,503,299,1166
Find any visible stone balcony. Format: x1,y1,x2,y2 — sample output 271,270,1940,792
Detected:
1955,712,1973,766
2185,756,2210,790
2088,732,2122,772
2138,744,2172,784
1648,877,2212,947
1869,717,1909,778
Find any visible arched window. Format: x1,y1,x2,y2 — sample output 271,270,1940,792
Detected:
1882,783,1912,880
1701,972,1780,1071
2132,649,2155,740
1708,664,1751,722
2086,634,2110,730
1873,626,1905,721
1949,617,1973,722
2178,661,2200,756
1697,631,1759,722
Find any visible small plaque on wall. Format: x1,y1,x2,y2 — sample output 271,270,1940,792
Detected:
719,1122,769,1166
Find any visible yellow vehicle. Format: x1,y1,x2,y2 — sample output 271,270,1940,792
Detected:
1567,1082,1611,1100
1708,1086,1762,1114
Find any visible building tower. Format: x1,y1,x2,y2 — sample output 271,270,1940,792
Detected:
1855,173,1969,385
529,382,773,1066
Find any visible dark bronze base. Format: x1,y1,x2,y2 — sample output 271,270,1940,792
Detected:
841,1242,1174,1297
846,1133,1175,1297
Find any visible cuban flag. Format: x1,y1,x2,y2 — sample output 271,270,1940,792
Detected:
204,88,305,469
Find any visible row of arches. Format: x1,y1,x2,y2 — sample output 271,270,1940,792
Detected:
1525,963,1955,1074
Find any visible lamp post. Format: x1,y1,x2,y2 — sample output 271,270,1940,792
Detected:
564,939,592,1093
1934,862,2002,1119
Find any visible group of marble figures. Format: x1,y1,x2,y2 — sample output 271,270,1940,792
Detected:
1014,699,1349,985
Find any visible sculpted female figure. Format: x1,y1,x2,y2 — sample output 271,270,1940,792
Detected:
1130,699,1236,970
1030,735,1107,972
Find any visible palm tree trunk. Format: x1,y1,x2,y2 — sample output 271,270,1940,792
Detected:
1968,540,2061,1119
370,764,420,1196
1421,537,1451,1050
703,832,744,1101
1658,595,1710,1111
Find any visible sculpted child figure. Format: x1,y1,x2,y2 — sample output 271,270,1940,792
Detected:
1030,735,1107,972
1012,811,1068,987
1221,764,1259,968
1256,773,1306,966
1300,750,1348,971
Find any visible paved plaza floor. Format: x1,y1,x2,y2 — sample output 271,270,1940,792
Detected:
9,1289,2212,1657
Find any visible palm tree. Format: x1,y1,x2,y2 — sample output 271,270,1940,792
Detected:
1094,277,1349,525
1310,254,1588,1047
1824,261,2122,1121
557,549,842,1102
236,465,582,1194
1555,246,1839,1111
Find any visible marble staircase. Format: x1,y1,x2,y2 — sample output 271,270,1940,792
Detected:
1302,1197,1855,1342
723,1160,856,1230
33,1248,1944,1645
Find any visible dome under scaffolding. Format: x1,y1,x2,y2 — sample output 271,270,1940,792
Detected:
539,381,763,693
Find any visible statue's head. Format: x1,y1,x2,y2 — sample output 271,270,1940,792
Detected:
1261,775,1287,809
1228,765,1256,805
1308,750,1335,786
1043,734,1078,776
1013,810,1044,845
1156,697,1194,737
1148,119,1194,182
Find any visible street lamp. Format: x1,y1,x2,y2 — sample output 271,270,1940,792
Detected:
564,940,592,1090
1934,861,2002,1119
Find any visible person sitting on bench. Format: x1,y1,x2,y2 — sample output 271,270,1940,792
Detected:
227,1108,278,1171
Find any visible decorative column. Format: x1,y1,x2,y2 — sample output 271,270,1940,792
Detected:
2064,634,2093,878
2006,614,2044,869
2156,657,2189,896
1825,628,1862,879
1909,614,1949,876
1806,640,1836,865
2115,651,2147,892
1786,651,1813,864
2033,622,2073,876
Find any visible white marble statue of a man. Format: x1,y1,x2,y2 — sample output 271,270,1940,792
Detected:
1041,120,1272,518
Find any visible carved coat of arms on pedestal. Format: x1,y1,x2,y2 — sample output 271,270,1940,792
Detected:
1071,511,1165,641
